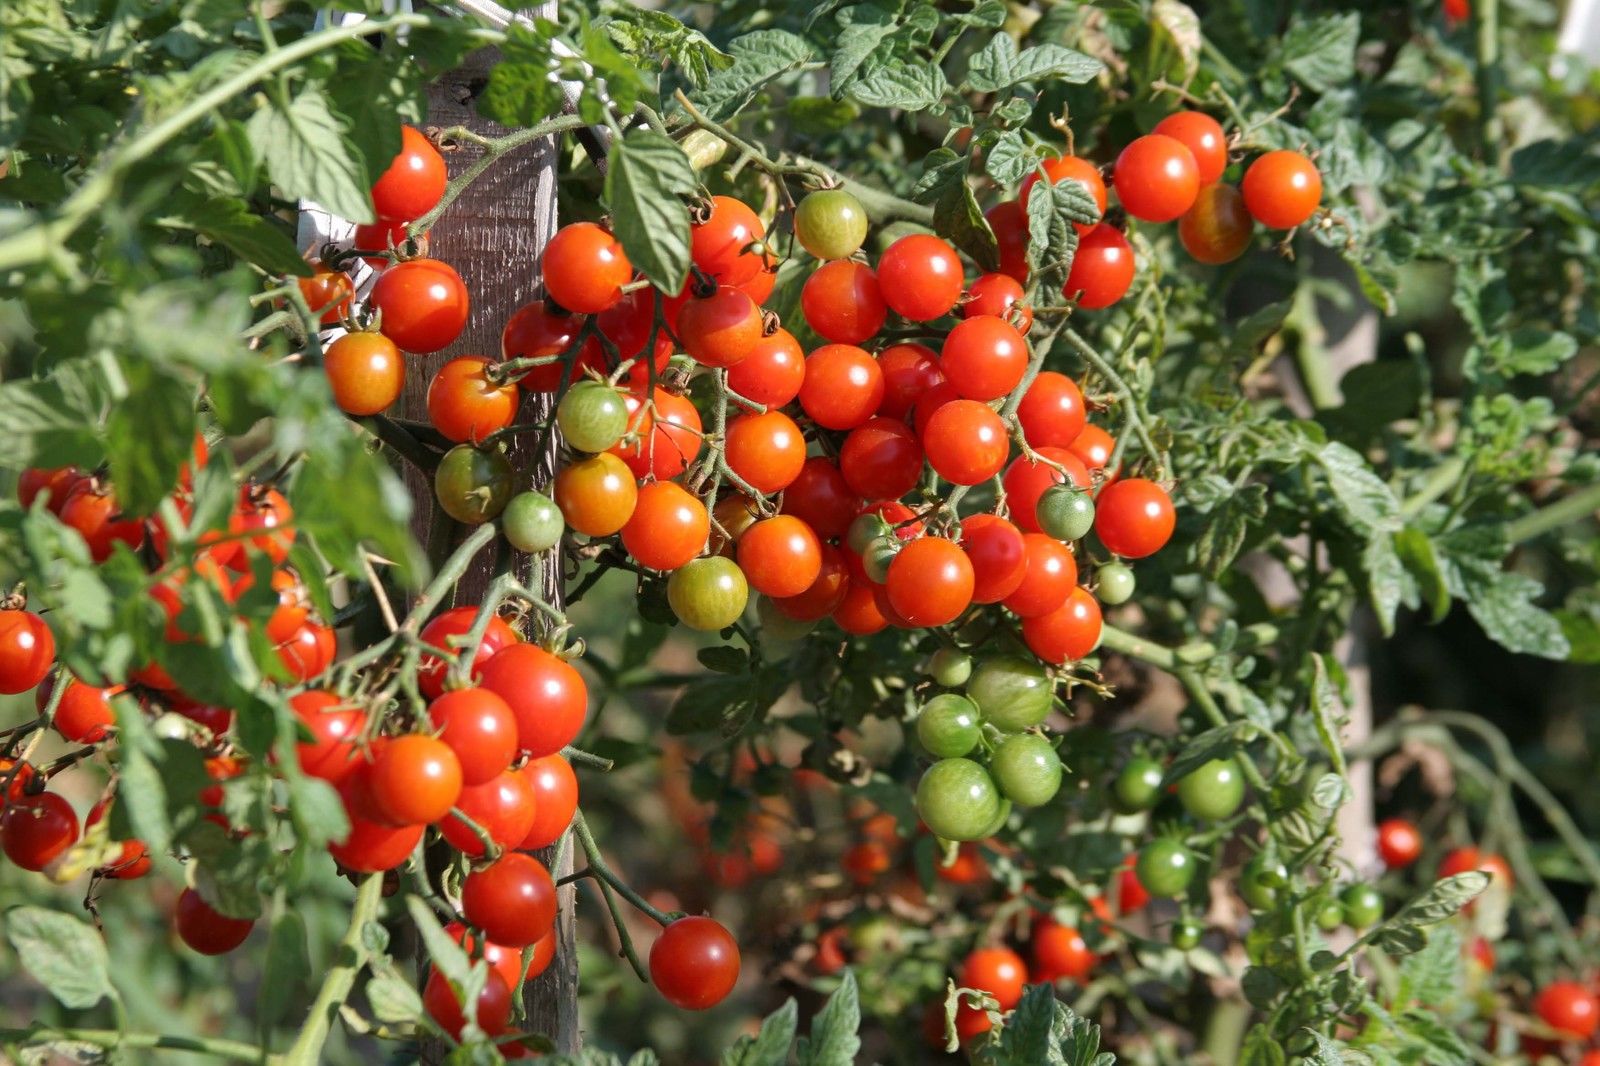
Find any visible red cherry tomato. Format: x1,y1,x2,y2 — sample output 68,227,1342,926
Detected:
174,887,254,955
543,221,631,313
800,344,885,430
1094,478,1175,559
725,410,806,494
501,300,603,392
429,687,518,786
1022,587,1103,664
840,418,924,500
462,852,557,947
886,537,974,627
832,577,888,635
621,481,710,572
876,343,944,419
781,458,860,539
1069,424,1116,476
961,513,1028,604
1002,533,1077,618
351,219,418,267
52,678,120,743
596,287,674,371
1016,371,1086,449
877,234,964,321
329,796,425,872
1063,224,1135,309
367,734,462,825
1002,448,1091,534
802,260,886,344
1116,854,1151,912
0,791,79,870
1031,920,1095,983
912,380,963,439
611,388,704,482
423,966,512,1040
1376,818,1423,869
678,286,761,369
941,316,1028,402
17,466,85,515
1241,150,1322,229
324,331,406,416
288,690,365,784
772,544,851,621
427,356,520,444
964,273,1032,331
1020,154,1107,233
479,643,588,758
1179,182,1254,265
297,264,353,326
370,125,447,222
1438,845,1513,890
922,399,1009,486
60,483,145,562
0,609,54,695
738,516,823,599
520,753,579,850
370,258,469,354
276,620,336,682
649,916,741,1011
1533,981,1600,1040
416,607,521,700
1113,134,1200,222
691,195,766,285
440,767,538,856
1152,112,1228,184
726,327,805,408
959,946,1027,1010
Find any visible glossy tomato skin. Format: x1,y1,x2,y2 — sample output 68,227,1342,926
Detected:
371,258,469,354
427,356,520,443
831,577,888,635
1376,818,1422,869
621,481,709,572
329,801,425,872
960,946,1028,1010
17,466,85,514
323,331,405,416
886,537,974,627
877,343,944,419
1020,154,1106,233
1,792,79,870
1032,921,1094,983
772,544,850,622
668,556,749,631
961,514,1028,604
1002,533,1078,618
1179,183,1254,265
1152,112,1228,184
802,260,886,344
520,754,579,849
1016,371,1086,449
61,484,145,562
596,287,674,370
370,126,447,222
649,916,741,1011
840,418,923,500
501,300,601,392
1241,150,1322,229
1070,424,1116,475
429,687,518,786
0,610,54,695
940,316,1028,402
725,411,806,493
543,221,631,313
1022,586,1102,664
691,195,766,285
554,453,638,537
416,607,521,700
297,264,353,325
1094,478,1175,559
479,643,588,757
611,388,703,481
1063,224,1135,309
794,189,869,260
964,273,1031,331
1003,448,1091,534
438,762,538,855
434,445,513,526
276,620,337,682
922,399,1008,486
800,344,884,430
737,516,822,599
1136,838,1195,897
877,234,964,321
49,678,116,743
174,888,254,955
678,286,761,368
463,852,557,948
424,967,512,1040
987,199,1029,282
781,458,859,539
367,734,462,825
1113,134,1200,222
1533,981,1600,1040
726,327,804,408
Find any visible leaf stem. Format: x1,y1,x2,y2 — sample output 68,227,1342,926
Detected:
1503,481,1600,544
0,1028,270,1063
282,874,385,1066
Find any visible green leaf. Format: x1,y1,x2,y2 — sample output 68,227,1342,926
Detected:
1309,441,1402,535
171,196,310,277
1322,362,1422,440
796,970,861,1066
367,968,425,1023
722,998,799,1066
1458,566,1570,659
4,906,115,1009
1362,534,1406,636
1372,874,1489,957
1509,139,1599,190
286,772,349,851
830,5,897,89
407,895,471,989
604,129,696,294
1279,13,1359,92
986,130,1039,187
1395,923,1460,1006
246,85,373,223
964,32,1102,93
698,645,749,674
105,360,195,516
981,983,1055,1062
1487,328,1578,377
114,693,172,853
1161,721,1254,786
0,362,109,471
1393,528,1449,624
934,176,998,273
691,30,814,122
1240,1022,1287,1066
258,910,310,1033
480,21,565,129
785,96,860,135
846,58,947,110
1226,300,1292,360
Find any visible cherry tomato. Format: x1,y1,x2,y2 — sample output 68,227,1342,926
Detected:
940,316,1027,402
1534,981,1600,1040
351,218,418,267
772,544,850,622
1179,183,1254,265
1339,883,1383,929
1020,154,1106,232
367,734,462,825
556,381,628,454
1069,424,1116,475
323,331,405,416
368,125,447,222
986,199,1029,282
1015,372,1086,450
1443,0,1470,23
1022,586,1102,664
60,483,145,562
1063,224,1135,309
52,678,120,743
329,798,425,872
503,492,565,554
440,765,538,855
649,916,740,1011
175,888,254,955
1115,854,1151,912
960,946,1027,1010
667,555,749,631
1094,478,1175,559
17,466,85,515
737,516,822,598
1003,448,1090,534
886,537,973,627
916,693,982,758
1152,112,1228,184
423,966,512,1039
726,327,804,408
0,609,54,695
963,273,1031,331
794,189,868,260
840,418,923,499
1241,150,1322,229
1032,921,1094,983
429,687,518,786
1136,838,1195,897
611,388,703,482
801,260,886,344
842,839,892,885
725,411,806,493
1113,134,1200,222
596,287,674,371
910,379,961,440
1001,532,1077,618
554,452,638,537
621,481,710,572
1176,758,1244,820
922,399,1008,486
427,356,519,444
479,643,588,758
1437,846,1513,891
434,445,513,526
876,343,943,419
297,264,353,326
370,258,469,354
501,300,602,393
1111,757,1164,813
992,733,1062,806
0,792,78,870
961,513,1028,604
800,344,884,430
831,577,888,635
735,263,778,306
1376,818,1422,869
691,195,766,285
878,234,964,321
416,607,521,700
781,458,859,538
461,852,557,948
678,286,761,368
543,221,631,313
520,753,579,849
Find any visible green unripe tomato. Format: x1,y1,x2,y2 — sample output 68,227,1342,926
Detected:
990,733,1063,807
966,655,1053,732
1136,838,1196,898
434,445,513,525
502,491,564,553
916,694,982,758
1339,883,1383,929
861,536,898,584
914,758,1002,842
846,511,893,555
794,188,869,261
1240,855,1288,909
1111,756,1165,813
1096,562,1136,605
667,556,748,631
1316,899,1345,931
1171,917,1203,950
927,647,973,687
1176,758,1246,821
1035,485,1095,541
974,796,1013,839
756,595,814,640
556,380,629,453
